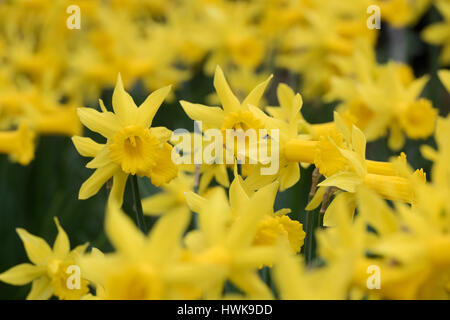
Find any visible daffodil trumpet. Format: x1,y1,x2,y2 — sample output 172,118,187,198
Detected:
284,138,399,177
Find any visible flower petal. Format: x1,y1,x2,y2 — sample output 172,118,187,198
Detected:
77,108,120,139
79,163,119,200
112,74,138,124
71,136,103,158
26,277,53,300
0,263,44,285
53,217,70,259
213,65,240,113
179,101,224,129
16,229,53,266
242,75,273,109
138,85,171,128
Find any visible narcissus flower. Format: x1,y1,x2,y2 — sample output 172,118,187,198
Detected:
184,176,282,299
72,74,177,205
78,203,215,300
0,218,89,300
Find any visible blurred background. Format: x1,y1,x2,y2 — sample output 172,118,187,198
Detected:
0,0,449,299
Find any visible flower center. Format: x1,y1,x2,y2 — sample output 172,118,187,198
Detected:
104,264,164,300
109,125,160,176
47,259,89,300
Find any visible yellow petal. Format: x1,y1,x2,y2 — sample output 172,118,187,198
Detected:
277,83,295,110
184,191,206,213
138,85,172,128
53,217,70,259
279,163,300,191
26,277,53,300
108,171,128,208
79,163,118,200
229,175,249,211
105,203,145,258
16,228,53,266
147,207,190,267
112,73,138,124
319,172,361,193
227,181,279,249
229,271,273,300
0,263,44,285
179,101,224,128
72,136,103,158
77,108,120,139
213,65,240,113
214,164,230,188
149,127,172,143
142,193,177,215
242,75,273,109
85,146,111,169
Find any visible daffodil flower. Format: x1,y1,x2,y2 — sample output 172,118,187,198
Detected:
78,203,217,299
72,74,177,206
0,218,89,300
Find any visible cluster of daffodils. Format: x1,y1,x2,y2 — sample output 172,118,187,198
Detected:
1,0,450,300
1,0,446,166
1,67,449,300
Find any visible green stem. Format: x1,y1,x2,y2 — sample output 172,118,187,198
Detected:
304,210,317,266
130,175,148,234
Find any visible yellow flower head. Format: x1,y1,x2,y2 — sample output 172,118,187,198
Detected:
72,74,177,205
0,218,89,300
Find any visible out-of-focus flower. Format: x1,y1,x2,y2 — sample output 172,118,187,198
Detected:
0,218,89,300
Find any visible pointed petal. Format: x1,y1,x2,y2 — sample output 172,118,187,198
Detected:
179,101,224,128
279,163,300,191
230,271,273,300
16,229,53,266
242,75,273,109
0,264,44,285
277,83,295,110
53,217,70,259
213,66,240,113
77,108,120,139
26,277,53,300
112,74,138,124
79,163,118,200
142,193,177,215
147,207,190,267
72,136,103,158
227,181,279,249
138,85,171,128
229,175,249,211
105,203,145,258
149,127,172,143
108,171,128,208
85,146,111,169
318,172,361,193
184,191,206,213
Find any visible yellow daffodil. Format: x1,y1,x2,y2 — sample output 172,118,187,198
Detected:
184,176,283,299
0,218,89,300
72,74,177,206
79,203,216,299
